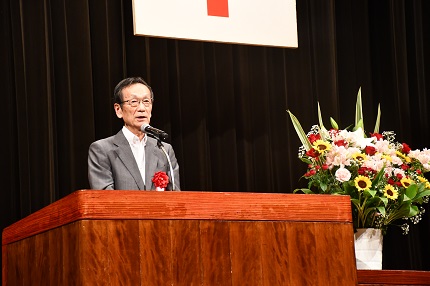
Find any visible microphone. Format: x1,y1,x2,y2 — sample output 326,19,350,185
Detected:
141,124,169,141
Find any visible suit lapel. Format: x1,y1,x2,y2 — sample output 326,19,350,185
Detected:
113,130,146,189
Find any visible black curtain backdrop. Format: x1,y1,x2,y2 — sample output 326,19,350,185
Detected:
1,0,430,271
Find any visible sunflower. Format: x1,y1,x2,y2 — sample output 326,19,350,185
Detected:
384,184,399,200
312,140,331,153
417,176,430,189
354,175,372,191
400,177,414,188
352,152,367,163
417,176,428,184
381,154,392,162
396,150,412,163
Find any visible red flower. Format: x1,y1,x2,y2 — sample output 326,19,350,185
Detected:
402,143,411,154
308,133,321,143
334,140,348,147
370,133,383,141
358,167,376,176
306,148,320,158
305,169,317,177
364,146,377,156
152,171,169,189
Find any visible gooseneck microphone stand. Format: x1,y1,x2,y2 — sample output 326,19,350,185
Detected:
152,134,178,191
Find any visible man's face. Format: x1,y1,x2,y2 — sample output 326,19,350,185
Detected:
114,83,153,135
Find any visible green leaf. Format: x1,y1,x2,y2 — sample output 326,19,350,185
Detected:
317,102,327,132
351,198,361,209
379,196,388,206
405,184,418,201
414,189,430,201
364,206,376,217
330,117,339,129
353,119,364,131
299,157,313,165
409,205,419,217
320,182,327,192
374,104,381,133
372,167,385,187
376,206,386,216
397,202,412,218
364,189,377,198
287,110,313,151
367,196,383,207
355,87,364,131
293,188,315,194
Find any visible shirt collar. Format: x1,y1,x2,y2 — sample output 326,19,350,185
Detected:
122,126,147,145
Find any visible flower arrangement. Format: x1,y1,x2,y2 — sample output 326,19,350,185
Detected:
152,171,169,191
287,88,430,234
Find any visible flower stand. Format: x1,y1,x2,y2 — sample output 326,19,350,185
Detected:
354,228,383,269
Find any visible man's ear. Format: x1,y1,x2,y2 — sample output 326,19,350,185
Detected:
114,103,123,119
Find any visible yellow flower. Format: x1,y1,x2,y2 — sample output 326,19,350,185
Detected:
396,151,412,163
354,175,372,191
381,155,392,162
352,152,367,163
400,177,414,188
384,185,399,200
418,177,430,189
313,140,331,153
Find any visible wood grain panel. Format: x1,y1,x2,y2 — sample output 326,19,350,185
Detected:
199,221,232,285
79,220,111,284
2,191,360,285
34,231,50,283
139,220,174,285
230,222,264,286
5,239,21,284
285,222,318,285
313,223,356,285
171,220,201,286
259,222,290,286
2,245,7,286
107,220,141,285
358,269,430,285
62,221,82,285
3,191,353,245
48,227,63,285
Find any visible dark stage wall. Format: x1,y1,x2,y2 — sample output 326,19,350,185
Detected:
1,0,430,270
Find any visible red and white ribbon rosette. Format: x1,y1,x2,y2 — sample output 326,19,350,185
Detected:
152,171,169,191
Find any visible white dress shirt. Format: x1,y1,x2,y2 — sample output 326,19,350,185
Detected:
122,126,147,187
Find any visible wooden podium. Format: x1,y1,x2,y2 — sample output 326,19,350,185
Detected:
3,191,357,285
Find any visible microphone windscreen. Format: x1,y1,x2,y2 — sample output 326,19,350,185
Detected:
141,123,150,132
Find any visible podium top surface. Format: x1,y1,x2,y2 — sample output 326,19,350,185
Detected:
2,190,352,245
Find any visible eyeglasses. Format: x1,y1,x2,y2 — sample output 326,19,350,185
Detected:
121,98,153,107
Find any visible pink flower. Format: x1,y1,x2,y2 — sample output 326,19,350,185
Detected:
335,167,351,182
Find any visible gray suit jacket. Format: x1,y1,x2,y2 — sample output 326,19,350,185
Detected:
88,130,180,190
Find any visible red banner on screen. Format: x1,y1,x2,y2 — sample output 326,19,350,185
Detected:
207,0,229,17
